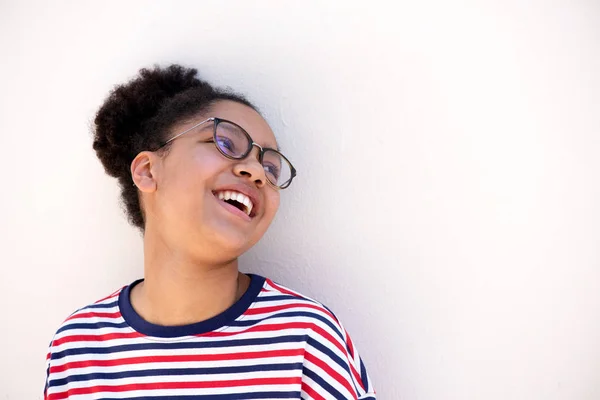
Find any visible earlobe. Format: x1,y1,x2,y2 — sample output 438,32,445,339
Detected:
131,152,157,193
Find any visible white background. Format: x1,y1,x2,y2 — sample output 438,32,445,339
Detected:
1,1,599,399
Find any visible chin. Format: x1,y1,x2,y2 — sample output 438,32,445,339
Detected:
203,228,260,259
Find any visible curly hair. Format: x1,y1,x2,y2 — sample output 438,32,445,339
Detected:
92,64,258,231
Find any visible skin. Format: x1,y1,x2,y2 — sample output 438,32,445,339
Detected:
129,100,280,326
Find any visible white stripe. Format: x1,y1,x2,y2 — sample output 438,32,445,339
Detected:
49,368,301,392
49,355,303,381
51,340,304,364
58,384,299,399
50,326,310,353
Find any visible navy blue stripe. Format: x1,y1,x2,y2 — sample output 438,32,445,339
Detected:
302,366,345,398
360,358,369,392
322,305,340,323
51,334,309,360
57,321,128,334
84,300,119,310
255,295,300,302
49,362,304,388
111,392,301,400
231,311,345,342
306,336,354,387
231,310,338,328
255,294,318,306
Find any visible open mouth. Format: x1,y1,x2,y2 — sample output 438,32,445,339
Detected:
213,190,256,218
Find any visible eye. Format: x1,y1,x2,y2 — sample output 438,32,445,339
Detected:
216,136,236,153
263,163,281,180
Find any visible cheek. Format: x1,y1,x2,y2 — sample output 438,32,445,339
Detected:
161,152,221,212
265,193,281,219
173,151,223,189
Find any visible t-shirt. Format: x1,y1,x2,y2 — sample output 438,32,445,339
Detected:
44,274,376,399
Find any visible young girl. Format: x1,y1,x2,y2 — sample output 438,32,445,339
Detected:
44,64,376,399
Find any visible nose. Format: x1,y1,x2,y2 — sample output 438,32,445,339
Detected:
232,144,266,188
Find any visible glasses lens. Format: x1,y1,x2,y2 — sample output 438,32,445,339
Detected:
262,149,293,188
215,121,251,158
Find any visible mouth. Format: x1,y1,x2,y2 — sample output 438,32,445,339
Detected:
212,190,257,220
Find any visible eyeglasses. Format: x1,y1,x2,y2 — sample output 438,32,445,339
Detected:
156,117,297,189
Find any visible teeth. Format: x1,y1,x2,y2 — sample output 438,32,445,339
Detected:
215,190,254,216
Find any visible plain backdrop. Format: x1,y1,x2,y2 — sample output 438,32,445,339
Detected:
1,1,599,399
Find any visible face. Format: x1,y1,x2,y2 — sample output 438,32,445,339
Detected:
134,100,281,261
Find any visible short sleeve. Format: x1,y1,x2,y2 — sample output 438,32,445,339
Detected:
43,342,51,400
301,311,376,399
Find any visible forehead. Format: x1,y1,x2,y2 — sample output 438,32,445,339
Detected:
207,100,278,149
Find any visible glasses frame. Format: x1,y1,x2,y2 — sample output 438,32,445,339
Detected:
156,117,296,189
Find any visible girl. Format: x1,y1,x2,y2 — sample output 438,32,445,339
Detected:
44,64,376,399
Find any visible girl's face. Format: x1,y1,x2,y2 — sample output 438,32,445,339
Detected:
139,100,281,261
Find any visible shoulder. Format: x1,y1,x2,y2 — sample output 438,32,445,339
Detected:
44,285,130,397
257,277,345,326
255,277,354,354
47,284,127,349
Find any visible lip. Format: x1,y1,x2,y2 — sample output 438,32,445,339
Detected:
215,197,252,221
212,183,261,219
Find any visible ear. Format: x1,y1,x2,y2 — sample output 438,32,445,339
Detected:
131,151,158,193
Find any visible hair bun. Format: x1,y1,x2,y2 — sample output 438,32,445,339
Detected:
92,64,206,178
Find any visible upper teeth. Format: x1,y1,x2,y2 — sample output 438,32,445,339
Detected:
216,191,254,216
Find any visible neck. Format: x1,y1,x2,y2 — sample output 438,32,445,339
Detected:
130,229,250,327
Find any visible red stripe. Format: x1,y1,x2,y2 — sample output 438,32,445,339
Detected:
66,311,121,321
49,348,304,374
205,322,349,360
93,288,124,304
302,380,327,400
52,331,144,347
207,322,345,353
346,330,355,359
341,329,365,392
245,303,335,320
350,363,364,392
202,321,343,351
265,279,304,299
305,352,357,399
47,376,302,400
342,333,364,392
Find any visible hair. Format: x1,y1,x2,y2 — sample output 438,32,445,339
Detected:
92,64,258,231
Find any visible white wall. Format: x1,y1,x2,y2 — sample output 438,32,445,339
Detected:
1,1,599,399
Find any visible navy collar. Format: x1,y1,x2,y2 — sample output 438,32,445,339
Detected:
119,273,265,337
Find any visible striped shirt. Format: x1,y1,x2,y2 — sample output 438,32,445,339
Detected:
44,274,376,399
